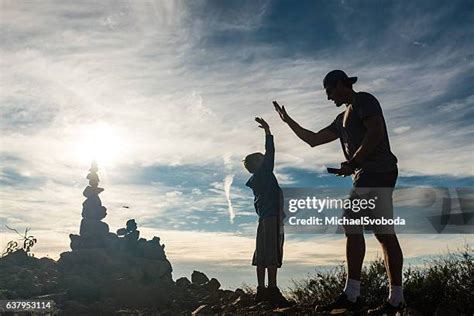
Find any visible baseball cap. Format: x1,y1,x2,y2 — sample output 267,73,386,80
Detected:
323,70,357,88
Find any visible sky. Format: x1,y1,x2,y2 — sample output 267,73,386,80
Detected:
1,0,473,289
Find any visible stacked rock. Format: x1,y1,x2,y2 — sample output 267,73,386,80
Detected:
80,161,109,237
117,219,140,253
70,161,112,250
117,219,140,241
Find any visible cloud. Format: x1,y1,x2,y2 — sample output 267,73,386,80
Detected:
165,190,183,198
224,175,235,223
393,126,411,134
1,0,473,288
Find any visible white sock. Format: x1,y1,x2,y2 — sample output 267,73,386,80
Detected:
343,278,361,302
388,285,404,306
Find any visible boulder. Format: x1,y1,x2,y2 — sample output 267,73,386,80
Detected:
82,200,107,220
86,172,99,183
125,230,139,243
139,240,166,260
126,219,137,232
203,278,220,292
176,277,191,288
82,186,104,198
128,259,173,281
117,228,127,236
0,249,30,266
58,249,112,272
70,234,108,250
69,234,81,250
82,195,101,209
103,233,120,250
191,270,209,285
79,219,109,237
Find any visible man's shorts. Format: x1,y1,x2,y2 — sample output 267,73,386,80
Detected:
343,168,398,235
252,215,284,268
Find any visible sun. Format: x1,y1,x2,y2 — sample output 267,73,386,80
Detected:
73,122,122,167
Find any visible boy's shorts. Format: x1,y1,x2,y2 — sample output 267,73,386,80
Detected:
252,215,284,268
343,168,398,235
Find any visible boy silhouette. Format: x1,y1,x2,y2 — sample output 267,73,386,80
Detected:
243,117,289,307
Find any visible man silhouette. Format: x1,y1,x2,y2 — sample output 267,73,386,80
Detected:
274,70,404,314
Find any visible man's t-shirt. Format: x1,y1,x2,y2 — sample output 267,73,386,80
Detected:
328,91,398,173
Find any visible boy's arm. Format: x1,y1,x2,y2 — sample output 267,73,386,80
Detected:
255,117,275,172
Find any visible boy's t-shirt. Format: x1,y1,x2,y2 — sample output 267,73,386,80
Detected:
327,91,398,173
246,135,283,219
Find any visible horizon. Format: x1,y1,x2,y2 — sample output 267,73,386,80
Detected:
1,0,473,289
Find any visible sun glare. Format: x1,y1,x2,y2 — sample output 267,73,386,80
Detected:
73,122,121,167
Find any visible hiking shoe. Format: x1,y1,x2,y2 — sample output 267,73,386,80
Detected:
267,287,292,307
314,292,365,313
254,286,268,302
367,301,405,315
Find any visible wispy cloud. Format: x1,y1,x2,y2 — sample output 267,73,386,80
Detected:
224,175,235,223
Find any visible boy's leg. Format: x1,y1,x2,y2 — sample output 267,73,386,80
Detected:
257,266,266,287
255,266,268,302
267,265,277,288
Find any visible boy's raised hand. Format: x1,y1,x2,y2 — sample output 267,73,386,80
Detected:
255,117,270,131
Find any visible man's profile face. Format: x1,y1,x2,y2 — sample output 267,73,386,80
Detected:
325,81,345,107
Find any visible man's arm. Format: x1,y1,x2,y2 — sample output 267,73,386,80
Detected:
287,120,338,147
273,101,338,147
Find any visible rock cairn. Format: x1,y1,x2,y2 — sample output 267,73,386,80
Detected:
55,162,175,310
69,161,112,250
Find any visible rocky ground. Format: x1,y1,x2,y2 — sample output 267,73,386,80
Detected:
0,250,428,315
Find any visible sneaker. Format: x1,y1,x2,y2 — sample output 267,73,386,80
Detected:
367,301,405,315
254,286,268,302
267,287,292,307
314,292,365,313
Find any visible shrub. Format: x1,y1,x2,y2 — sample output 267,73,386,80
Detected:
288,246,473,313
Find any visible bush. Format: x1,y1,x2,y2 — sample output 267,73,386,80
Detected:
288,246,473,314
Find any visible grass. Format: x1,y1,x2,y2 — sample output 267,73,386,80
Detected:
288,245,473,314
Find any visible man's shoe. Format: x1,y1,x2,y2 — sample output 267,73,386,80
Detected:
367,301,405,315
254,286,268,302
314,292,365,313
267,287,292,307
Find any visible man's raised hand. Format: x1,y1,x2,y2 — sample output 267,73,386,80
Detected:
273,100,290,123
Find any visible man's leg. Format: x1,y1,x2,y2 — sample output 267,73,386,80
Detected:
314,230,365,312
346,233,366,281
374,233,404,305
344,232,365,301
256,266,266,287
267,265,277,288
